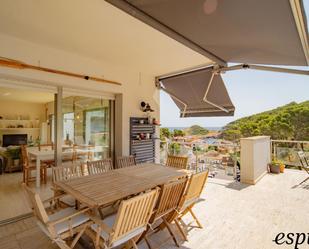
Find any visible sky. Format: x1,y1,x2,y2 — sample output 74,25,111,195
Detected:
160,2,309,128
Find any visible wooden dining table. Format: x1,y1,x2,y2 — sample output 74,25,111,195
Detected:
28,147,96,187
54,163,188,208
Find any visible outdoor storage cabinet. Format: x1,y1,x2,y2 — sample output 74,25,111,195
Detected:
240,136,271,184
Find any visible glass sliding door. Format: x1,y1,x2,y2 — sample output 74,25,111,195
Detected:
84,108,110,156
63,112,74,142
62,96,112,162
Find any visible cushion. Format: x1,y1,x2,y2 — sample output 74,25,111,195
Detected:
39,207,89,236
180,197,199,212
91,214,146,247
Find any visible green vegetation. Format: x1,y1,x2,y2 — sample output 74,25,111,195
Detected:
185,125,209,136
160,128,185,139
168,142,181,154
173,129,185,137
221,101,309,141
160,128,171,140
5,147,21,159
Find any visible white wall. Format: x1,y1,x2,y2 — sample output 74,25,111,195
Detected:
0,99,46,144
0,33,160,158
240,136,271,184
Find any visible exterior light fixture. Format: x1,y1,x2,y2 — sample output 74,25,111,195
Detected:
140,101,154,112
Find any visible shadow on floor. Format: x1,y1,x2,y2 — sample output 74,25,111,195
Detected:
291,182,309,190
208,179,251,191
224,181,251,191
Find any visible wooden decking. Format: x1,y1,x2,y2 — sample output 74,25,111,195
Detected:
0,169,308,249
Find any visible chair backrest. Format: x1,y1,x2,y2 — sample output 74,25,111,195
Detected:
87,158,113,175
166,155,188,169
180,170,209,209
154,178,188,220
74,136,85,145
38,143,54,151
22,184,49,225
297,151,309,168
20,145,29,169
116,155,136,169
52,164,84,183
110,189,158,245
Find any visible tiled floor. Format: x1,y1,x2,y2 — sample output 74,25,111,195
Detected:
0,169,308,249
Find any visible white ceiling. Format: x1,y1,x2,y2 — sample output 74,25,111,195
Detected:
0,87,54,103
0,0,212,76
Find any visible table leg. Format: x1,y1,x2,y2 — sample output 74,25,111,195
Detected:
36,158,41,188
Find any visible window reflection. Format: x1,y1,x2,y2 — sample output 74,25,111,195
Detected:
61,96,112,162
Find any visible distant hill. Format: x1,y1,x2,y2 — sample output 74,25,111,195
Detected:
185,125,209,136
164,127,222,131
221,101,309,141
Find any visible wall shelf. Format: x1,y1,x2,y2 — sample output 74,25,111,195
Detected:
130,117,156,164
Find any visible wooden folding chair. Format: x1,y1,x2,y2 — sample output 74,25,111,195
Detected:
73,144,95,162
174,170,209,241
23,184,92,249
116,155,136,169
52,164,85,207
87,158,113,175
86,188,159,249
38,143,55,167
142,178,188,249
297,151,309,185
21,145,47,185
166,155,188,170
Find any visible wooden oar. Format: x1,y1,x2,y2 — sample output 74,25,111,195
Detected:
0,57,121,85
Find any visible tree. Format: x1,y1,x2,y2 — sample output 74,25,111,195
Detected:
173,129,185,137
160,128,171,140
168,142,181,155
221,101,309,141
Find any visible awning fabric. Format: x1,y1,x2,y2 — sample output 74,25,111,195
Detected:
106,0,308,118
106,0,309,66
160,67,235,118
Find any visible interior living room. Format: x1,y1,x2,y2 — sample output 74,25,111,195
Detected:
0,86,113,222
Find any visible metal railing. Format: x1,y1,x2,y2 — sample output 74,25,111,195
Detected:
160,139,240,179
160,138,309,180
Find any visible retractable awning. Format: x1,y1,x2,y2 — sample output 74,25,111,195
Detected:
106,0,309,118
106,0,309,66
159,67,235,117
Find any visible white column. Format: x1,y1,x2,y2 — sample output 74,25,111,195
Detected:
54,86,63,166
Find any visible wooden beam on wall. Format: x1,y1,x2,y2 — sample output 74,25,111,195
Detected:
0,57,122,86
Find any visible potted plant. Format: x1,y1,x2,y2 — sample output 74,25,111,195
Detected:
4,146,21,171
7,147,21,166
269,159,281,174
278,160,285,173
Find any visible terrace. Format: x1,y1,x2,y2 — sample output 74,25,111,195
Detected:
1,169,308,249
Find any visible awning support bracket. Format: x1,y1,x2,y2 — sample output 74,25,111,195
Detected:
202,72,229,113
217,64,309,76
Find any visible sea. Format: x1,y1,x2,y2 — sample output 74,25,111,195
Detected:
164,127,222,131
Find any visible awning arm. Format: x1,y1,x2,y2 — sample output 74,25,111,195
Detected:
218,64,309,76
202,72,229,113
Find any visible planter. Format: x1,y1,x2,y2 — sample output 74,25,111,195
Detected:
269,163,280,174
279,164,285,173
